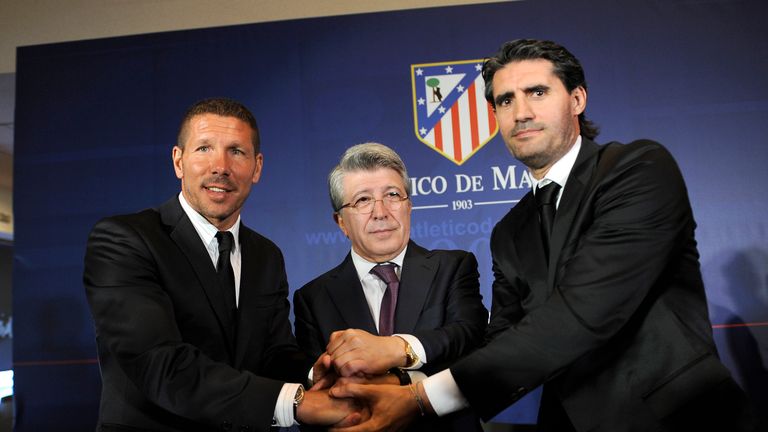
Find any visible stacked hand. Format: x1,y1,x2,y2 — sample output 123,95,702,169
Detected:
308,329,432,431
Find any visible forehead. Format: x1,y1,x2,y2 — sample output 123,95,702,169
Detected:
492,59,562,94
187,114,253,142
342,168,405,196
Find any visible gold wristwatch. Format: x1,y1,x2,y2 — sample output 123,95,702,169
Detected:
403,339,420,368
293,385,305,420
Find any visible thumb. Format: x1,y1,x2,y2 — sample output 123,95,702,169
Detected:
329,382,366,399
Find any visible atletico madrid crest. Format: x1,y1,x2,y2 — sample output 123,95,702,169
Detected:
411,60,498,165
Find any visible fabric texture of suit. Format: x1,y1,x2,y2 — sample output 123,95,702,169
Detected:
451,139,754,431
294,240,487,430
84,197,308,432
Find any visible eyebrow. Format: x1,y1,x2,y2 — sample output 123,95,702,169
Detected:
524,84,550,94
494,91,514,107
493,84,551,106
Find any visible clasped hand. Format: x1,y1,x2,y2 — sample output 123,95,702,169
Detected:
308,329,424,431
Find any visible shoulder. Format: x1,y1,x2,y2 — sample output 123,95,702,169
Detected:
412,242,477,268
295,258,349,300
239,225,284,258
89,207,163,240
598,139,676,168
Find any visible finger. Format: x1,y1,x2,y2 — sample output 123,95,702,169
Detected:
327,329,352,353
310,374,335,391
330,349,360,374
333,411,363,428
339,358,369,377
329,382,366,399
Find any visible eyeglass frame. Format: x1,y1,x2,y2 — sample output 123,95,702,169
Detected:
335,191,411,214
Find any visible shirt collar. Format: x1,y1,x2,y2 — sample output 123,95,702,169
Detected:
178,192,241,251
350,245,408,282
532,135,582,192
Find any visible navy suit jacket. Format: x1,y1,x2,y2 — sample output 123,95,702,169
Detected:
451,139,749,431
84,197,308,431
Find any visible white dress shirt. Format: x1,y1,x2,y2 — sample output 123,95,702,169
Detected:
423,135,583,416
178,193,299,427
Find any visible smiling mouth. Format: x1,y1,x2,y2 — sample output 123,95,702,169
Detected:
205,186,232,193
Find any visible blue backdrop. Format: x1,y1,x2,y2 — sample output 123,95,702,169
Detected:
12,0,768,429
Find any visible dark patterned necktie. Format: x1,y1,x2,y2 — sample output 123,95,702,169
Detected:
215,231,237,314
370,263,399,336
535,182,561,257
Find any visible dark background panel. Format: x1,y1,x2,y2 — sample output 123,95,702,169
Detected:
13,0,768,428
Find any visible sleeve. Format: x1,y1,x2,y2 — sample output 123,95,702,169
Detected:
83,217,285,430
293,286,327,361
452,142,695,420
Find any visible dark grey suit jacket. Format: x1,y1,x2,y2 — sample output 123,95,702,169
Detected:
84,197,308,432
451,139,751,431
294,240,487,430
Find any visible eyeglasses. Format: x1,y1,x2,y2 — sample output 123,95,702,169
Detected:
337,191,410,214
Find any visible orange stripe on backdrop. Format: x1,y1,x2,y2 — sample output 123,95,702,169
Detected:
451,104,462,162
468,82,479,150
487,102,497,134
434,120,443,151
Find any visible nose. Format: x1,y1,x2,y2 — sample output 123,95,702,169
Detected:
371,199,389,219
514,97,534,122
211,149,231,175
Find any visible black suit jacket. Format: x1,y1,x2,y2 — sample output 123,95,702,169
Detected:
84,197,308,432
294,240,487,430
451,139,749,431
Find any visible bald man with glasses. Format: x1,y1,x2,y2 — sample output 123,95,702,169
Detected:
293,143,487,431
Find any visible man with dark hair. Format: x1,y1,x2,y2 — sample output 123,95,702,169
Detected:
294,142,487,431
84,98,358,431
330,40,757,431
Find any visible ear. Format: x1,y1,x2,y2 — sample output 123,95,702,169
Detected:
335,213,350,238
172,146,184,179
251,153,264,184
570,86,587,116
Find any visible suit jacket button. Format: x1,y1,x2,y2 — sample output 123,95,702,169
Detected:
221,420,232,431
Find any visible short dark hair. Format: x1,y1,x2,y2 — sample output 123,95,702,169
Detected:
176,98,261,153
482,39,599,140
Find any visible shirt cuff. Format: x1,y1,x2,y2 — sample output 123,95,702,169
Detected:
407,370,428,383
421,369,469,417
394,333,426,369
273,383,301,427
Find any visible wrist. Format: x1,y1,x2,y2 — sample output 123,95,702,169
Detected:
415,381,435,415
292,385,305,423
395,336,420,368
388,367,412,385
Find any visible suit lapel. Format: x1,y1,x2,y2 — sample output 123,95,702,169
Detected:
160,198,237,356
395,242,435,333
547,139,600,288
234,227,266,365
513,196,550,299
326,254,378,334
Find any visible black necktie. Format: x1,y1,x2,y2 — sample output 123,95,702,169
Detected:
215,231,237,315
370,263,399,336
535,182,561,256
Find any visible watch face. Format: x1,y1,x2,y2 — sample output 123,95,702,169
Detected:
294,386,305,405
